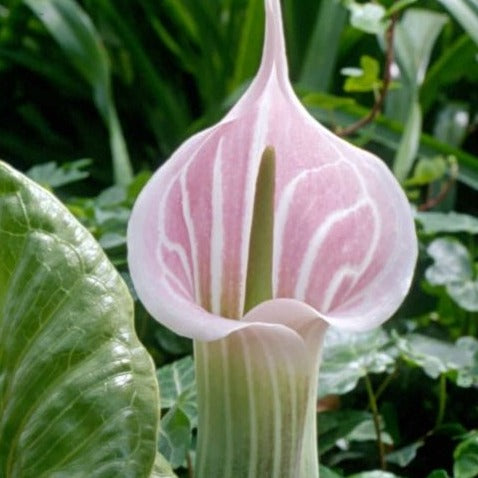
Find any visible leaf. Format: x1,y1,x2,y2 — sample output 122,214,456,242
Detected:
421,35,478,113
386,8,446,129
232,0,264,89
346,1,387,34
415,211,478,235
319,464,344,478
343,55,382,93
150,453,178,478
300,0,347,91
26,159,91,189
405,157,448,186
154,326,193,356
393,99,422,182
346,419,393,445
425,238,478,312
454,432,478,478
426,471,450,478
347,471,402,478
395,333,478,386
318,410,373,454
426,238,473,285
0,161,159,477
446,281,478,313
436,0,478,46
318,327,395,398
158,407,191,470
386,441,424,467
157,356,197,425
394,9,448,87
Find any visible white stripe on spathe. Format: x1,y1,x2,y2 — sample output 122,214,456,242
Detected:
210,138,225,316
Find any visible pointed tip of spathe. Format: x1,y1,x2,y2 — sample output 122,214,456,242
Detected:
260,0,289,82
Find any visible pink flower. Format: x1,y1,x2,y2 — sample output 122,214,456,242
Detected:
128,1,417,476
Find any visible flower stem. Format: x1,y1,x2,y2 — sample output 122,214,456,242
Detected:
364,373,386,470
434,374,447,430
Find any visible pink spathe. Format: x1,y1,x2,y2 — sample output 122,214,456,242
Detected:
127,0,417,341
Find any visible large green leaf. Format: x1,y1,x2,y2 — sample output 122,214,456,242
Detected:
0,161,159,477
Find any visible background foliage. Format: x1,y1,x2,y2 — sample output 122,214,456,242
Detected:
1,0,478,476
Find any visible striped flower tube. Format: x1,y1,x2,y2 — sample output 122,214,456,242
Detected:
127,1,417,477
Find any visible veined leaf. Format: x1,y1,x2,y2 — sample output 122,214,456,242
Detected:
158,407,191,470
396,333,478,386
0,161,159,477
319,327,395,398
425,238,478,312
26,159,91,189
157,356,197,426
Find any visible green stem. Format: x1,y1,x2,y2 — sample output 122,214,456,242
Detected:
194,331,322,478
434,374,447,430
364,373,386,470
375,367,398,402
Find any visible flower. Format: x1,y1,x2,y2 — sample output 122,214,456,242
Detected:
127,1,417,476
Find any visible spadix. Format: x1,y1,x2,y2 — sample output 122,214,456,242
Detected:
127,0,417,476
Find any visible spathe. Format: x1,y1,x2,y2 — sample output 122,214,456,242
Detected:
127,0,417,476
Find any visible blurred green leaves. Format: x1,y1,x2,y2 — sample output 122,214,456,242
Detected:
23,0,133,185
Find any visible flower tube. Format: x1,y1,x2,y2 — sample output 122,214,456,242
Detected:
127,1,417,477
